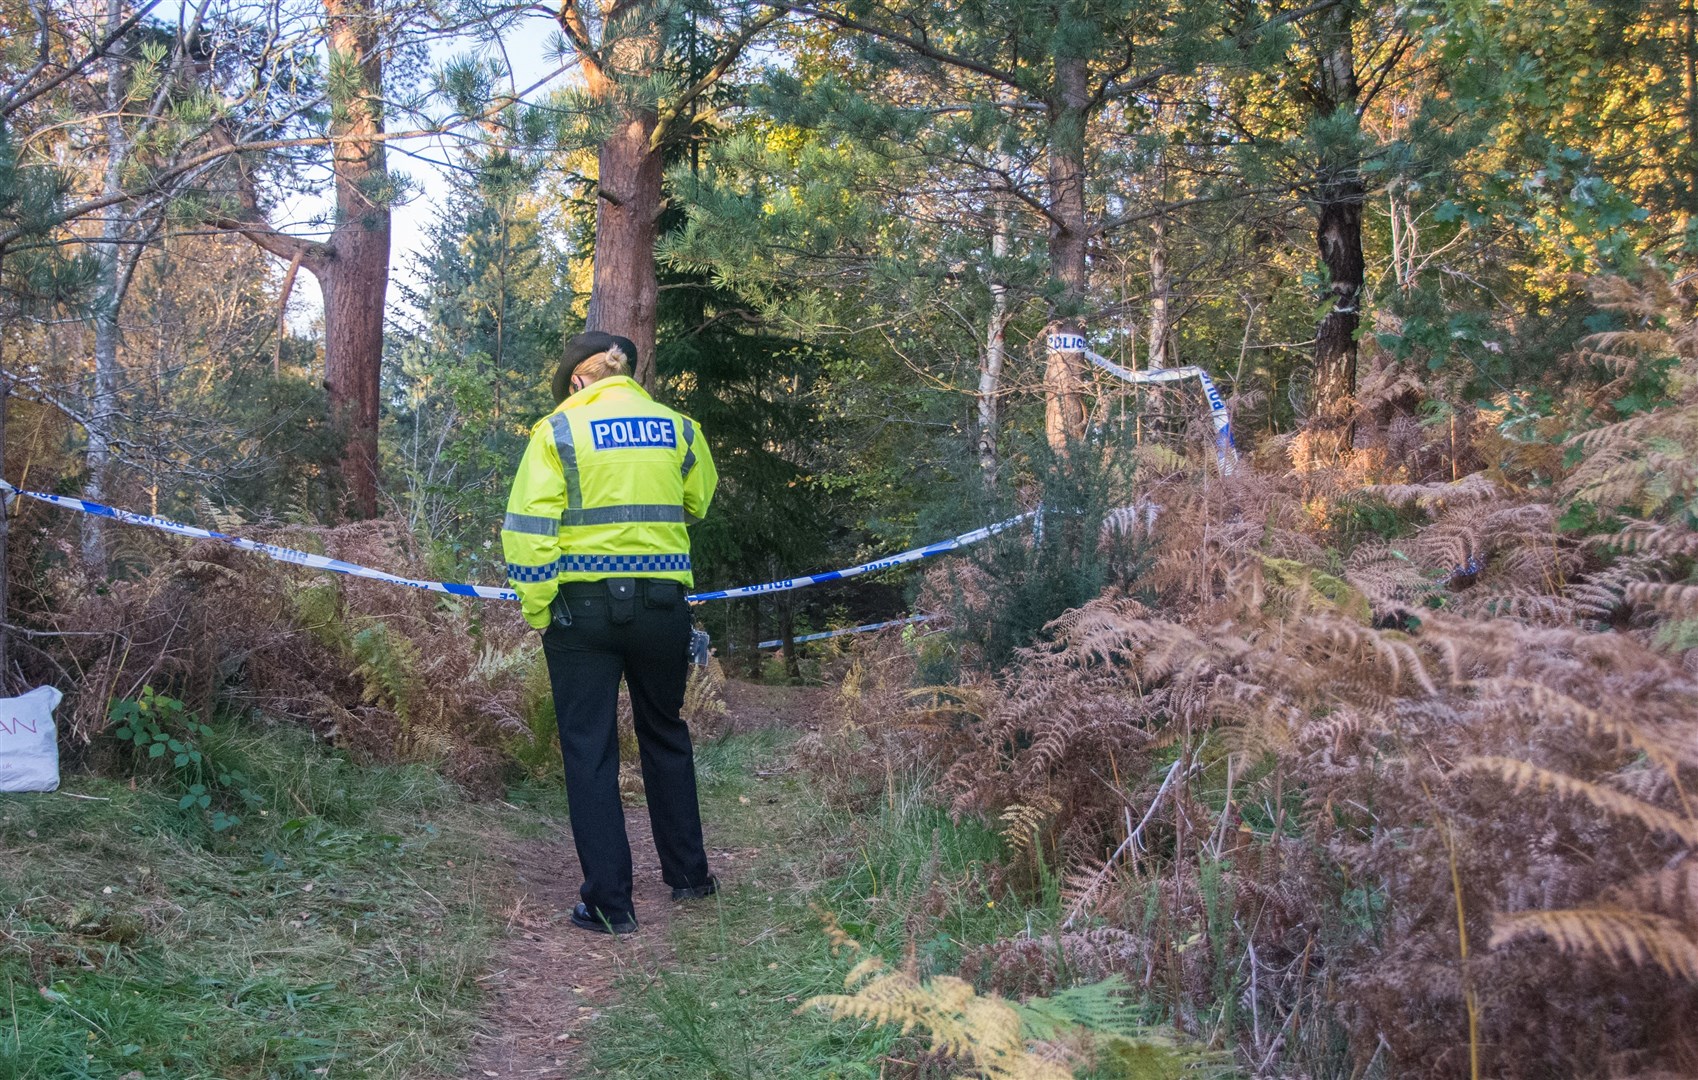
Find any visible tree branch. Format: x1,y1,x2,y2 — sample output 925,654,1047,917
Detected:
202,124,333,265
556,1,610,94
652,8,786,150
142,0,218,130
2,369,92,430
0,123,458,252
1356,29,1416,116
1090,187,1292,239
0,0,164,119
769,2,1022,89
1093,0,1347,107
272,249,306,377
4,0,55,115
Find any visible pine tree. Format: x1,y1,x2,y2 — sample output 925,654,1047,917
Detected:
0,119,97,686
654,262,839,667
766,0,1334,451
553,0,781,387
392,150,568,559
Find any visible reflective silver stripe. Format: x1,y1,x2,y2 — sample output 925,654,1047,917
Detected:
561,504,686,526
548,412,581,509
503,511,560,536
681,417,696,478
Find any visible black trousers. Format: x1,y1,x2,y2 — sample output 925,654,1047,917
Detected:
540,580,711,922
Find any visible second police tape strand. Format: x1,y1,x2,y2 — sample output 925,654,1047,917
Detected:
1043,333,1237,474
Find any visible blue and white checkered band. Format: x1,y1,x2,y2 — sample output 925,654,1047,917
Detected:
589,417,677,451
506,561,560,583
506,554,693,580
558,553,692,574
0,482,1063,634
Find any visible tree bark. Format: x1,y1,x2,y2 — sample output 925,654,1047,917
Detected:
587,105,663,388
319,0,390,517
1043,48,1091,452
1313,187,1363,406
559,2,778,391
978,210,1010,484
1309,0,1362,410
212,0,390,518
83,0,128,572
1685,0,1698,220
1147,214,1172,370
570,3,663,390
779,590,799,681
272,248,304,377
0,251,10,691
744,596,763,678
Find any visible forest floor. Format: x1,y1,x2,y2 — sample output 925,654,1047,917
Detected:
0,680,834,1080
0,678,1068,1079
452,814,682,1078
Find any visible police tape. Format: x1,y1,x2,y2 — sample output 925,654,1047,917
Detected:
1045,334,1238,473
757,614,931,650
685,511,1034,601
0,481,1032,607
0,481,521,600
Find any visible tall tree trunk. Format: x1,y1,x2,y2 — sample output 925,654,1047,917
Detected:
557,2,777,391
0,251,10,690
569,5,665,389
1043,49,1090,453
1310,0,1362,411
978,210,1010,484
214,0,390,518
779,590,798,681
587,106,663,388
83,0,128,572
1313,187,1363,406
744,597,762,678
1147,214,1172,370
1685,0,1698,222
320,0,389,517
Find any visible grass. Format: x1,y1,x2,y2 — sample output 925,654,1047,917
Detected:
583,728,1222,1079
0,718,560,1080
3,694,1227,1079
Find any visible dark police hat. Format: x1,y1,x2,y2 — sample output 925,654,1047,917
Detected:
553,331,637,403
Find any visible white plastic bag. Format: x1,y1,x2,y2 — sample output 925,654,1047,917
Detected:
0,686,64,793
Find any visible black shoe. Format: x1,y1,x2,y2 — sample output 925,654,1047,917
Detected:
570,902,638,935
671,875,718,902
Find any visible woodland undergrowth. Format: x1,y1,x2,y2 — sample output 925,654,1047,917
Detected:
6,515,549,792
803,273,1698,1079
6,272,1696,1077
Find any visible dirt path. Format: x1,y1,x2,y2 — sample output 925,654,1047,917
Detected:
460,680,824,1079
458,815,677,1079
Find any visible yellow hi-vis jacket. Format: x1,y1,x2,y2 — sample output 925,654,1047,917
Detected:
502,375,718,629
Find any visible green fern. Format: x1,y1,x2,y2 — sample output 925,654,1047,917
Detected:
1093,1034,1231,1080
290,581,349,651
350,623,420,726
1016,976,1142,1040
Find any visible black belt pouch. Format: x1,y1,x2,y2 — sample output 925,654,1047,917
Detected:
606,578,637,625
644,581,683,610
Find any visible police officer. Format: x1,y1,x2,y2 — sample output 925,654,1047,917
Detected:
502,331,719,935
